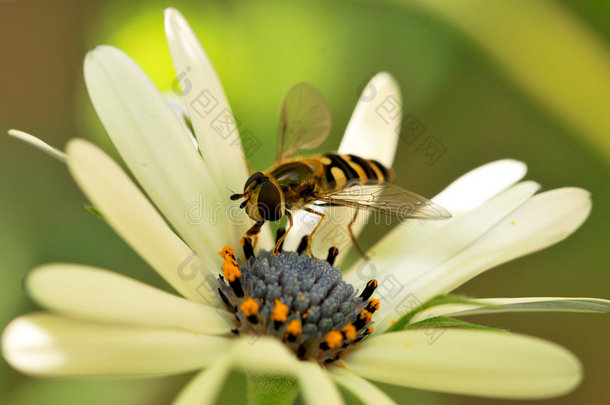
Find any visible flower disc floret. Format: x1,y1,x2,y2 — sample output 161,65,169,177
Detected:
217,243,378,365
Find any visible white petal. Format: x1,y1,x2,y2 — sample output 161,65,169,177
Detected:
164,9,270,247
433,159,527,215
411,297,610,322
66,139,219,305
26,264,232,334
345,329,582,399
330,368,396,405
8,129,66,162
173,356,232,405
84,45,234,259
173,336,305,405
232,336,299,375
344,161,529,286
285,205,362,264
297,362,344,405
344,181,539,307
285,73,402,262
163,8,246,194
2,313,230,377
407,188,591,305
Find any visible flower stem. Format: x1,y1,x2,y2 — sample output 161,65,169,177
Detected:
246,373,299,405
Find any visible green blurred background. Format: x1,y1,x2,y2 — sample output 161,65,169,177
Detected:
1,0,608,404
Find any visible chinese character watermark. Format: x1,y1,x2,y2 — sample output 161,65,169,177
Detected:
356,72,448,166
172,66,263,160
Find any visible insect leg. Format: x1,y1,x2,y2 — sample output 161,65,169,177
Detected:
273,211,293,255
348,208,370,260
246,220,264,249
303,208,326,259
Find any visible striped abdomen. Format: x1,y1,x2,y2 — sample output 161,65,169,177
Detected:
319,153,394,190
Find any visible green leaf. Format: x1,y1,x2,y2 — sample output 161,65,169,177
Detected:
246,373,298,405
405,316,508,333
384,294,492,333
491,299,610,312
84,204,104,220
441,297,610,317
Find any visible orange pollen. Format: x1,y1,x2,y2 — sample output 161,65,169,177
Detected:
218,245,235,260
342,324,357,340
222,259,242,282
338,364,346,369
286,320,302,336
360,310,373,323
369,298,380,311
367,326,374,334
272,299,289,322
325,331,344,349
240,298,259,316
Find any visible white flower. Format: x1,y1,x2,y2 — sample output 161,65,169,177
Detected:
3,8,609,405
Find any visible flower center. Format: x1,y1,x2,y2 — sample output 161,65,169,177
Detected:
217,236,378,365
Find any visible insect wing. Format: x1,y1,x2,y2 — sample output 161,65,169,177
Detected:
277,82,332,162
314,182,452,220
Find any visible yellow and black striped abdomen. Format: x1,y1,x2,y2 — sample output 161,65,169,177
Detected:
319,153,394,190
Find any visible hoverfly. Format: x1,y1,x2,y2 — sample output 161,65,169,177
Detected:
230,82,451,258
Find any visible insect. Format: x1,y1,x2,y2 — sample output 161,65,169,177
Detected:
230,82,451,258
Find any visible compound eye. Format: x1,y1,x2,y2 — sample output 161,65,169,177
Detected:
244,172,265,192
257,181,282,221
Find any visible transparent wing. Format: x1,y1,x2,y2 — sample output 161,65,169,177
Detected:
314,182,452,220
277,82,332,162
